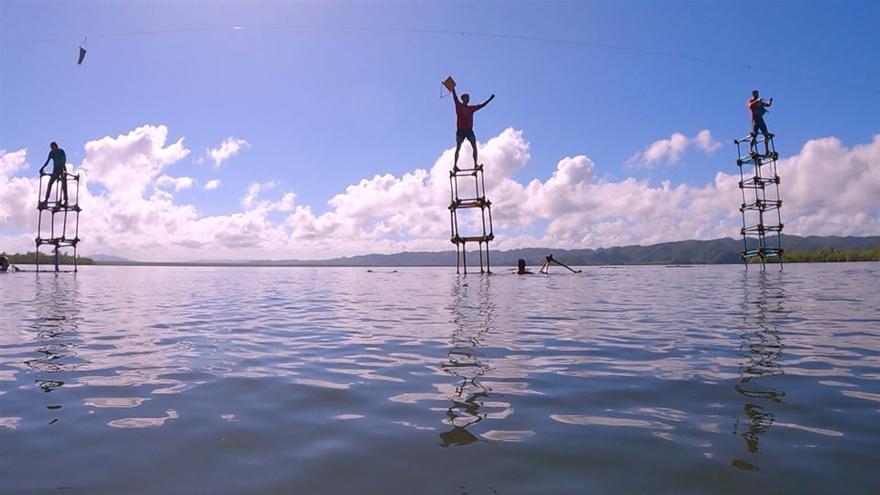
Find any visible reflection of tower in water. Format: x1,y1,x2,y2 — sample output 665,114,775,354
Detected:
439,276,497,447
24,276,83,394
732,271,786,470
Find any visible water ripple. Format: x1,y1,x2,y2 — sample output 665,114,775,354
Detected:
0,264,878,493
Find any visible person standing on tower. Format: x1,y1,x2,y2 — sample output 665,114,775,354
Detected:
39,141,68,209
448,79,494,171
748,90,773,155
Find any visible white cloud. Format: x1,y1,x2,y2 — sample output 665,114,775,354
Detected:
0,126,877,261
155,175,195,192
637,132,689,166
0,149,39,230
83,125,190,201
693,129,723,153
0,149,27,176
274,192,297,213
241,181,277,209
204,179,221,191
208,137,250,169
774,136,880,236
630,129,722,167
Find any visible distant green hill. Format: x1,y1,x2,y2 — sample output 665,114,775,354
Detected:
1,251,94,266
91,235,879,267
309,235,878,267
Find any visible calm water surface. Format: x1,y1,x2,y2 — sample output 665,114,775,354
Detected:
1,264,879,494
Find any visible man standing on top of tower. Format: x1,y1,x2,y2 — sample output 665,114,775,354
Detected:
748,90,773,155
39,141,68,209
448,78,494,171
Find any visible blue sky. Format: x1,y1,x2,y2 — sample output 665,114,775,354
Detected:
1,1,878,259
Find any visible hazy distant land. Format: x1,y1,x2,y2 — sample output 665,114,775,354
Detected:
3,235,876,268
66,235,880,267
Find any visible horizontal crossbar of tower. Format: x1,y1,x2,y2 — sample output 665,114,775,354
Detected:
740,200,782,212
451,234,495,244
449,198,492,209
36,237,80,245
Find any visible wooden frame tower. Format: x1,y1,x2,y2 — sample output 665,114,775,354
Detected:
734,134,784,270
35,170,81,273
449,164,494,274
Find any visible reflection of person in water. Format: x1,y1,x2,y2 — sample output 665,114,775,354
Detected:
26,275,82,395
0,255,20,272
731,272,786,471
439,277,496,447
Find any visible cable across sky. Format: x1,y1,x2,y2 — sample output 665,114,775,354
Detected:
3,22,877,94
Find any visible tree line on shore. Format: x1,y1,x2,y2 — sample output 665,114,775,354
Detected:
780,247,880,263
0,252,94,265
1,235,877,267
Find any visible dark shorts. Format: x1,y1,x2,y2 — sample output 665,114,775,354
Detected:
51,166,66,179
751,117,769,136
456,129,476,141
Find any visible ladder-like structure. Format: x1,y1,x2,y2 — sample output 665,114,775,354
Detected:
449,165,494,274
734,134,784,270
35,171,81,272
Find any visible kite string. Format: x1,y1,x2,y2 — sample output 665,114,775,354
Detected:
3,22,877,94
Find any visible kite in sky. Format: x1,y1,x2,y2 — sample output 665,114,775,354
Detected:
77,37,87,65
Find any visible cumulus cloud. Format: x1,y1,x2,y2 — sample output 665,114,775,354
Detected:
630,129,722,167
155,175,195,192
208,137,250,169
83,124,190,201
277,128,878,253
204,179,221,191
693,129,723,153
241,181,277,209
776,136,880,236
0,125,876,261
0,149,39,230
274,192,297,213
0,149,27,176
636,132,689,166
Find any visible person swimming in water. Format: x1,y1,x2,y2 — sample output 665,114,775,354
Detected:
0,256,20,272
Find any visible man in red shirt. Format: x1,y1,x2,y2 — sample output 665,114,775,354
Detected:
747,89,773,155
451,86,494,171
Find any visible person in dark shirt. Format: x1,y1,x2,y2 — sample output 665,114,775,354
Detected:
451,85,494,171
0,256,20,273
748,90,774,155
39,141,68,208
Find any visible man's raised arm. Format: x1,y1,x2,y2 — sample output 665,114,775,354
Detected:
452,87,461,105
477,93,495,110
